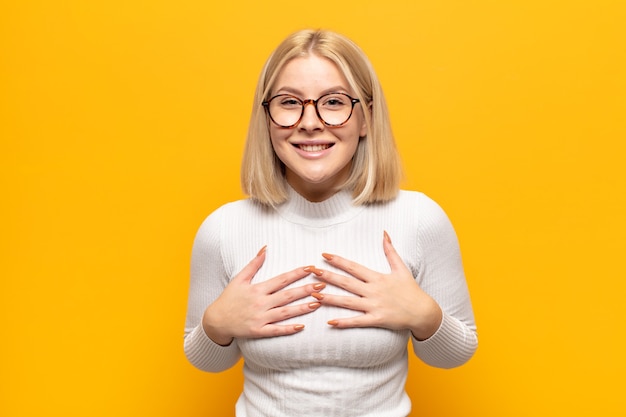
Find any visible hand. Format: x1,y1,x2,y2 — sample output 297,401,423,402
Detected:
312,232,442,340
202,246,325,345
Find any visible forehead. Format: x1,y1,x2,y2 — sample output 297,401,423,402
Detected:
272,54,352,95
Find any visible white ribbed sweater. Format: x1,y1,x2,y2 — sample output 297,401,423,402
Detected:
184,188,477,417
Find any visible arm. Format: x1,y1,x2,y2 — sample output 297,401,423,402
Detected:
184,206,325,372
184,207,242,372
410,194,478,368
311,194,478,369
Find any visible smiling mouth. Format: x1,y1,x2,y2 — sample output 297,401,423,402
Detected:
295,144,333,152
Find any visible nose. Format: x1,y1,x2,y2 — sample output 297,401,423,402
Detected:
298,100,323,131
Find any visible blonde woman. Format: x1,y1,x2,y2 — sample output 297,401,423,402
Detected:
184,29,478,417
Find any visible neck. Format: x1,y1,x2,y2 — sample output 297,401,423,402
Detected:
284,167,352,202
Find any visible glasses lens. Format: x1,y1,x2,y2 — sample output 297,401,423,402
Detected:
268,95,302,127
266,93,356,127
317,93,353,126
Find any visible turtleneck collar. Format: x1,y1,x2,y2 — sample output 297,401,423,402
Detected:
274,185,365,227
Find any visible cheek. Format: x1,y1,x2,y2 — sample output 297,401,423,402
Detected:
269,125,290,144
268,128,292,161
341,125,365,149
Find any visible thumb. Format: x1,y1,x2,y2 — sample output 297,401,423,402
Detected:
382,232,406,273
233,245,267,284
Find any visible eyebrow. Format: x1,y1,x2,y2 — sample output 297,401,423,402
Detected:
273,85,352,97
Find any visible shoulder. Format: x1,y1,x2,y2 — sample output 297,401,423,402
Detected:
200,198,266,225
391,190,448,218
194,198,266,240
363,190,449,222
400,191,460,246
392,190,457,238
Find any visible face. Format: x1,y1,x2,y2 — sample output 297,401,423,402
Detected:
268,54,367,202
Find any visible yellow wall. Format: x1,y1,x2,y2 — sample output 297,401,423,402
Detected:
2,1,625,415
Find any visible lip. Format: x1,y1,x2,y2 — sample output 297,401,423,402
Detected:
291,142,335,158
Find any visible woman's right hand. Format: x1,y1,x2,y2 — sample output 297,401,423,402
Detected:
201,246,325,346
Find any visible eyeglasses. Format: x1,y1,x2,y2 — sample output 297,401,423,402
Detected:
262,92,360,128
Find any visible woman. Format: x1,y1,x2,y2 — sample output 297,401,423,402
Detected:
184,29,478,417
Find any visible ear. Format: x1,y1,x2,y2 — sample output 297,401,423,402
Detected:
359,102,371,137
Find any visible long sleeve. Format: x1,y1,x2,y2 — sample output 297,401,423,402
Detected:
183,206,241,372
410,194,478,368
182,190,477,416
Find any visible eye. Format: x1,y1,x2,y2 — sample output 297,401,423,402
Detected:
277,96,301,108
320,94,348,108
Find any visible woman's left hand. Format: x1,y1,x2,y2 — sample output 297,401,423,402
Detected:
312,231,443,341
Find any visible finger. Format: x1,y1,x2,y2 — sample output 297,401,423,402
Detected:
266,300,322,324
262,265,317,294
327,315,373,329
312,292,366,312
312,269,365,296
321,253,371,282
382,231,410,273
233,245,267,284
269,282,326,307
254,323,307,338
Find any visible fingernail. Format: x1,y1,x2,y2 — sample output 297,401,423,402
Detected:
322,253,333,261
311,292,324,300
294,324,305,331
257,245,267,256
312,283,326,291
309,302,321,309
327,320,339,326
304,266,323,276
383,231,392,244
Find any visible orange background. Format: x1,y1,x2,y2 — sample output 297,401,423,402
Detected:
2,1,625,415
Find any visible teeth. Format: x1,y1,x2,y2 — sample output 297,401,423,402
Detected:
299,144,330,152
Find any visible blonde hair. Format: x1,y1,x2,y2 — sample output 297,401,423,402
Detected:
241,29,403,206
